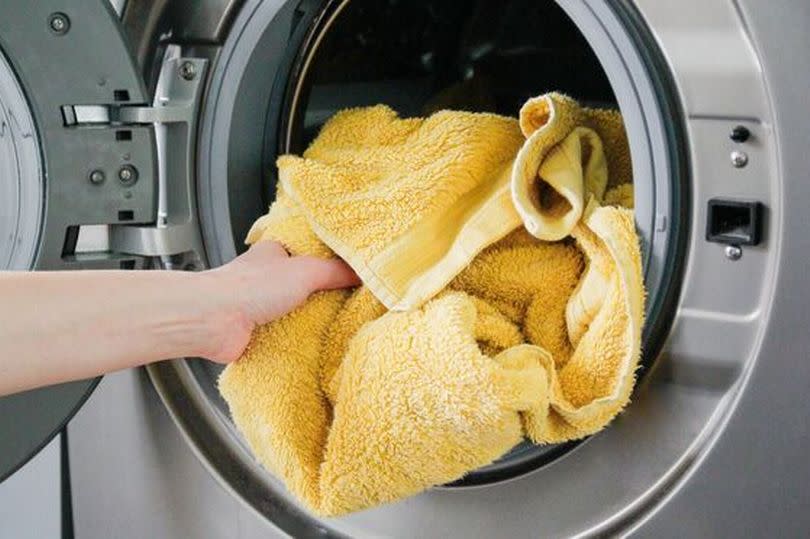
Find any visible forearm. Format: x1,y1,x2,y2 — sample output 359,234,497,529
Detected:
0,270,238,396
0,241,359,396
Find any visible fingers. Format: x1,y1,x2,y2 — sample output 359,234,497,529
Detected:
246,240,290,260
243,241,361,292
295,256,361,292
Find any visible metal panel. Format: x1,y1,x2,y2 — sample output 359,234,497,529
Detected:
636,0,810,535
68,370,287,539
0,437,61,539
122,0,244,82
0,0,155,483
0,0,158,271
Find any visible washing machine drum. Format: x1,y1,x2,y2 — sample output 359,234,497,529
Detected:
196,0,682,491
0,0,778,536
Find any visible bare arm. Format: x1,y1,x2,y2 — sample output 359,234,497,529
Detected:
0,242,359,396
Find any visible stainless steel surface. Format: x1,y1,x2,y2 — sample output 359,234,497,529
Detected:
0,437,61,539
109,0,127,16
65,105,111,124
68,370,287,539
121,0,243,84
639,0,810,534
195,0,298,268
109,46,208,263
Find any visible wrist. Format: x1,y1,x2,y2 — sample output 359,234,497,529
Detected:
187,270,255,364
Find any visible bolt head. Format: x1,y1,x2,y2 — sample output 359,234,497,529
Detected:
731,150,749,168
725,245,743,261
48,13,70,35
118,165,139,186
89,169,105,185
179,61,197,81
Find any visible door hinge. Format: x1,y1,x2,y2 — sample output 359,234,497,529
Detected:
64,46,208,269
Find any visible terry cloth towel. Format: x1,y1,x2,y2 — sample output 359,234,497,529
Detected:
218,93,644,516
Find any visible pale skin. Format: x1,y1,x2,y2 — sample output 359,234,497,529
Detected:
0,241,360,396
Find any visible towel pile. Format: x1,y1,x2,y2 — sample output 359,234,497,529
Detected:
219,93,644,516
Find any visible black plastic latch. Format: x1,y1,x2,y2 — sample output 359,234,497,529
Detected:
706,199,763,246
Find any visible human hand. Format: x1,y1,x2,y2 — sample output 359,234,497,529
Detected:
198,241,360,364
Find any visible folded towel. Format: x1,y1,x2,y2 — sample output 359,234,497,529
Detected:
219,93,644,516
512,94,631,241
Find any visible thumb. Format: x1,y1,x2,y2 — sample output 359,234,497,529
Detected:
295,256,361,292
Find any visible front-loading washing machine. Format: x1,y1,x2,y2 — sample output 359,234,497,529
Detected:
1,0,808,536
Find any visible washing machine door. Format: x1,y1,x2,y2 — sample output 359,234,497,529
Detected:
140,0,782,536
0,0,205,481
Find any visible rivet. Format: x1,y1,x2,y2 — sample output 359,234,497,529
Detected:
89,169,105,185
725,245,743,261
48,13,70,35
731,150,749,168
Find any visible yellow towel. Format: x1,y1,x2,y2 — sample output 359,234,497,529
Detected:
511,94,631,241
219,93,643,516
275,105,525,312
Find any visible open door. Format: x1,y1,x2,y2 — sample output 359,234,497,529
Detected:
0,0,159,480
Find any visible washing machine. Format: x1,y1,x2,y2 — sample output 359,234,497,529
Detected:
1,0,808,537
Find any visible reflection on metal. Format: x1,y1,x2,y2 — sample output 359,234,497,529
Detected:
64,105,111,124
731,149,749,168
121,0,242,80
74,225,110,253
108,45,208,266
725,244,743,260
47,12,71,35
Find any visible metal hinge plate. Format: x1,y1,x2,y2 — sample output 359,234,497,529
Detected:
65,46,208,268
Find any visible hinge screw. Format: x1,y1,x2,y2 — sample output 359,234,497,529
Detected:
118,165,139,186
89,169,105,185
179,61,197,81
48,13,70,35
725,245,743,261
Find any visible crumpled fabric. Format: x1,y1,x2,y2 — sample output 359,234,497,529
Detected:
219,93,644,516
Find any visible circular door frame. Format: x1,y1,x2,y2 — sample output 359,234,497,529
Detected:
151,0,693,536
268,0,690,485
